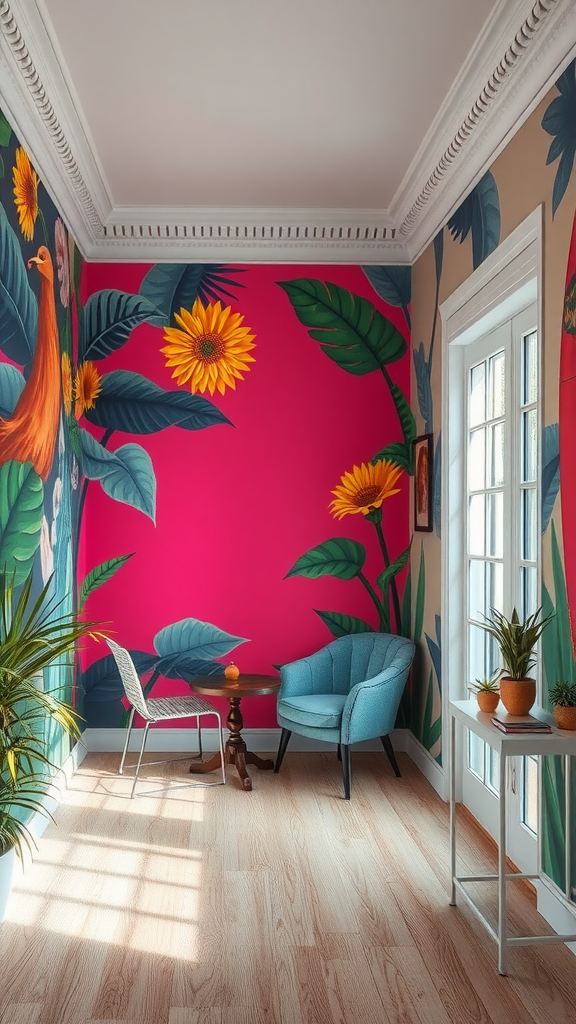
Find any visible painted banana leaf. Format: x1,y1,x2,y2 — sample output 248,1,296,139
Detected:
85,370,232,433
542,59,576,217
0,201,38,368
314,610,374,638
541,423,560,534
0,460,43,584
139,263,246,326
153,654,225,682
541,754,566,889
447,171,501,270
154,618,249,662
425,614,442,695
81,651,159,701
80,290,161,361
362,265,411,330
286,538,366,580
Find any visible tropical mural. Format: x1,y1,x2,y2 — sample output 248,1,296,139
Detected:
411,57,576,897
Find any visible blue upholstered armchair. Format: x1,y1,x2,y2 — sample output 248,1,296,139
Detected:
274,632,415,799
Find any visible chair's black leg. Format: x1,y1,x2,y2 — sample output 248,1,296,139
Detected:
341,743,351,799
336,743,342,761
381,734,401,777
274,728,292,772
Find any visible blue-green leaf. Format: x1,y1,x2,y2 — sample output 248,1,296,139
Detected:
447,171,501,270
84,370,232,433
81,651,158,701
0,202,38,366
80,290,160,361
314,610,374,638
413,342,432,433
542,60,576,217
362,266,411,329
542,423,560,534
139,263,246,326
286,538,366,580
0,461,43,584
154,654,225,681
79,428,118,479
0,363,25,417
154,618,249,661
79,430,156,522
377,544,411,595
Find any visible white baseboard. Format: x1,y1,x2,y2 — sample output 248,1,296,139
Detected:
83,727,406,755
537,878,576,955
403,731,447,800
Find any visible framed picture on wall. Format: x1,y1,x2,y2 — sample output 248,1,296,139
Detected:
413,434,433,532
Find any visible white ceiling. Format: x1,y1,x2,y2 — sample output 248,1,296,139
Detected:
0,0,575,262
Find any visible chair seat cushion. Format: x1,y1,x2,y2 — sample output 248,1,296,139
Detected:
278,693,347,729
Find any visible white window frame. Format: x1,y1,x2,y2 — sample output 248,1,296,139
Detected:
440,205,544,799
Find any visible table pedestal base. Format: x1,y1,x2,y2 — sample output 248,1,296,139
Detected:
189,694,275,791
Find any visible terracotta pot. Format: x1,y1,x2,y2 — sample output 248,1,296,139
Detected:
553,704,576,731
499,677,536,716
477,691,500,714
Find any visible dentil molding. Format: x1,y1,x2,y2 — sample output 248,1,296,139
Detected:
0,0,574,263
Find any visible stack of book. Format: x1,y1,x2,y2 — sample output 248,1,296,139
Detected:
490,713,552,734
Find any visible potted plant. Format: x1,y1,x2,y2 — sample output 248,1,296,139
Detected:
469,673,501,714
0,573,100,920
480,606,554,716
548,680,576,731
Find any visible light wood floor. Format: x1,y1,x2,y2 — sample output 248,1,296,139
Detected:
0,750,575,1024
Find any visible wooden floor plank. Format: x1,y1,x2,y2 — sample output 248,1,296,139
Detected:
0,750,575,1024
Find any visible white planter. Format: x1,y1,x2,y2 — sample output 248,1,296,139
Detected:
0,847,16,925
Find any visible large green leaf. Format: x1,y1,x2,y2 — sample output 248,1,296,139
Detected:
154,618,249,661
371,442,412,473
541,755,566,887
314,610,374,638
0,461,43,584
0,110,12,147
0,202,38,367
154,654,225,681
278,279,407,374
80,290,160,361
79,430,156,522
85,370,232,433
0,363,25,418
390,383,417,449
286,538,366,581
550,520,575,686
362,265,411,329
377,544,411,595
80,553,134,609
139,264,246,326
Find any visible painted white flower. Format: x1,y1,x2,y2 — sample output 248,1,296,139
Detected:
55,217,70,307
40,515,54,583
71,454,79,490
52,476,63,521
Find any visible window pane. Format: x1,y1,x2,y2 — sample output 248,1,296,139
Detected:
523,330,538,406
468,428,486,491
487,492,503,558
522,408,537,483
469,495,485,556
523,755,538,834
469,622,486,681
487,560,503,615
469,363,486,427
488,748,501,793
489,422,505,487
521,488,537,562
469,559,485,621
520,565,538,620
468,731,485,780
489,351,505,419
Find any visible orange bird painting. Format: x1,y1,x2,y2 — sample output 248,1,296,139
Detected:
0,246,61,482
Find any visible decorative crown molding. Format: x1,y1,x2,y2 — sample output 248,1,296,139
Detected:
0,0,574,263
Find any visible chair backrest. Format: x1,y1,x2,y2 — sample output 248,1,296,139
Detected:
327,633,414,694
107,638,152,720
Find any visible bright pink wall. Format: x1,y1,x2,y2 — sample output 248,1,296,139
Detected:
81,263,410,727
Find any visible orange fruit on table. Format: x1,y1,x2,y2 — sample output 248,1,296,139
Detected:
224,663,240,680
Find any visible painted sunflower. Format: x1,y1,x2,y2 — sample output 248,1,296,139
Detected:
330,459,403,519
161,299,256,396
13,147,39,242
74,361,102,419
61,352,73,416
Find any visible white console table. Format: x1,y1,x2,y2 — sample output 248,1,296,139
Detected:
449,699,576,975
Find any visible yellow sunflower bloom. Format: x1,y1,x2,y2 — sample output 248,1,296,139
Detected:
161,298,256,396
74,361,102,420
13,147,39,242
330,459,403,519
61,352,73,416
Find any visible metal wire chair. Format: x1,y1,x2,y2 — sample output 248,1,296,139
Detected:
107,638,226,797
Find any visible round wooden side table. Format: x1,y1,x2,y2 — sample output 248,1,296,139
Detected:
188,674,280,791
